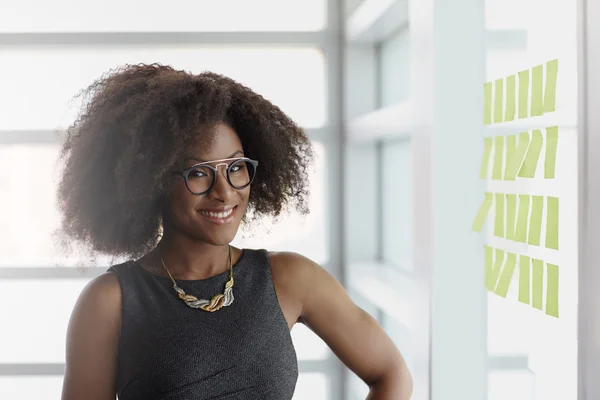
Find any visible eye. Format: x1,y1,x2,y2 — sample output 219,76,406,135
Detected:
230,162,247,173
188,167,209,178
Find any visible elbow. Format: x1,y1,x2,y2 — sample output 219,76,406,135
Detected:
367,361,413,400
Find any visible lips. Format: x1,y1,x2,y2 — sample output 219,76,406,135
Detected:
197,206,237,225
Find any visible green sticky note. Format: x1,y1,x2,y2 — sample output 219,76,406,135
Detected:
506,194,517,240
518,255,531,305
531,64,544,116
472,193,494,232
492,136,504,180
546,263,559,318
480,137,493,179
505,132,529,181
546,197,559,250
505,74,516,121
494,78,504,123
532,258,544,310
518,129,543,178
544,59,559,113
484,82,493,125
518,70,530,119
515,195,530,243
528,195,544,246
503,134,517,180
545,126,559,179
484,246,493,287
495,252,516,298
486,248,505,291
494,193,505,238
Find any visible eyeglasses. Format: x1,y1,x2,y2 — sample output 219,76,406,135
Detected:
179,157,259,195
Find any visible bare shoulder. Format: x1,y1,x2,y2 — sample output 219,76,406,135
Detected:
267,251,329,292
62,271,122,399
80,271,121,309
68,271,122,343
267,251,340,323
90,270,121,290
268,251,318,277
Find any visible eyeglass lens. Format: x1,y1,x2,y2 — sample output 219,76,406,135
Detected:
186,159,256,194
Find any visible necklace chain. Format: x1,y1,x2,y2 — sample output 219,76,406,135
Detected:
159,246,234,312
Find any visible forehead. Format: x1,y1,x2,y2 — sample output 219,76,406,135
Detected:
187,123,243,159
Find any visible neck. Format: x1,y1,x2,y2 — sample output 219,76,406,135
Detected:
153,229,232,280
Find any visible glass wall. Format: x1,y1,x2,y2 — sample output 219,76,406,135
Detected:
342,0,580,400
484,1,578,399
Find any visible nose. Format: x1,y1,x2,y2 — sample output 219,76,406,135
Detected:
208,164,235,202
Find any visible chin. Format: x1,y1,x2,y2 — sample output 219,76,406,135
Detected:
199,225,241,246
204,236,237,247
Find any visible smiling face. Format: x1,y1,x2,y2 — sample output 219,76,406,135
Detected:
162,122,251,246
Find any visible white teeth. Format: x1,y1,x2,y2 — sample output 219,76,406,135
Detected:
200,208,234,219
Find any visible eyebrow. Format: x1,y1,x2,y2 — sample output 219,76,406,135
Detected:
186,150,244,163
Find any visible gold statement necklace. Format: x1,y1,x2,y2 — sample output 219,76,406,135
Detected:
160,246,234,312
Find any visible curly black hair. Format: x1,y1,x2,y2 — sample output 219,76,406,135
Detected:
56,63,314,260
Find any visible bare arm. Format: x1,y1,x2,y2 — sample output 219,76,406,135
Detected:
61,272,121,400
271,252,413,400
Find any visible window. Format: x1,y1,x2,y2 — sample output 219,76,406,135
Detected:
291,324,330,362
0,377,64,399
342,2,417,395
293,373,329,400
0,0,326,33
233,141,329,265
379,30,410,107
381,139,412,271
0,280,87,363
344,143,378,261
0,46,326,131
0,143,117,267
0,144,66,266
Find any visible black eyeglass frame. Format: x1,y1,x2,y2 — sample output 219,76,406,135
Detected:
179,157,259,195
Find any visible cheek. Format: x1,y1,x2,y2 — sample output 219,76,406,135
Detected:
239,187,251,206
167,185,199,215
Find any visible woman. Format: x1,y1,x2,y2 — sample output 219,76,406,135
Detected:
59,64,412,400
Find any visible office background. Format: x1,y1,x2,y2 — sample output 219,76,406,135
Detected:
1,0,599,399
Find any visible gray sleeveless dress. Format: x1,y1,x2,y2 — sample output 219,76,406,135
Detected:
107,248,298,400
